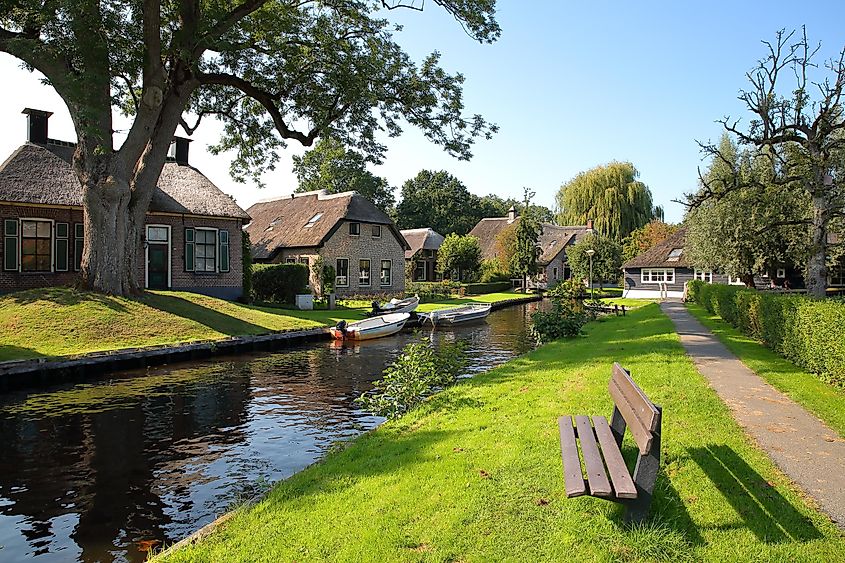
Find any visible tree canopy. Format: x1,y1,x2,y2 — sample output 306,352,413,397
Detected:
0,0,499,294
622,220,679,263
565,232,622,287
292,137,395,213
555,162,662,240
395,170,480,235
509,188,541,289
436,233,482,282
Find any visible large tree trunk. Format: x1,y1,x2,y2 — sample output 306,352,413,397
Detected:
805,192,830,298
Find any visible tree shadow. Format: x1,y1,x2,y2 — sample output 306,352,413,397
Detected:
4,286,129,313
141,293,268,336
688,444,823,543
0,345,46,363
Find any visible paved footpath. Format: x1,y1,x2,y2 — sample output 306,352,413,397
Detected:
661,301,845,529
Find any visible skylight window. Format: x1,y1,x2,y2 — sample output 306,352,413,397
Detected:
667,248,683,262
305,213,323,227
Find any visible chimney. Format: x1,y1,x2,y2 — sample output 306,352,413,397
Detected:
22,108,53,144
586,219,593,230
507,205,517,222
171,136,192,165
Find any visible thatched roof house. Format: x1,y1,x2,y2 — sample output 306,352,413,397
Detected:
400,228,445,260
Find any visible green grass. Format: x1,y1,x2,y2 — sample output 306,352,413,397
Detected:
599,297,659,308
417,291,536,313
155,305,844,563
686,302,845,439
0,288,537,362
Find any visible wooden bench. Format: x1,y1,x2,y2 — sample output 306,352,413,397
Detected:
558,363,661,523
584,303,627,316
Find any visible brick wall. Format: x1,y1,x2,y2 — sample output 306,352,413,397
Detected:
320,220,406,296
1,203,243,299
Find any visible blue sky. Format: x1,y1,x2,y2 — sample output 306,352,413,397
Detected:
1,1,844,223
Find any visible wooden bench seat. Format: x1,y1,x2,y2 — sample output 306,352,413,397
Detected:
558,363,662,523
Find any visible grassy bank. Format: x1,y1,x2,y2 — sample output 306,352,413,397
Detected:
156,305,843,562
0,288,536,362
686,302,845,439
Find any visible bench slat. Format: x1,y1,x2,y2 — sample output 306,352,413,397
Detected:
609,378,654,454
592,416,637,499
574,415,612,497
611,363,659,431
558,416,587,497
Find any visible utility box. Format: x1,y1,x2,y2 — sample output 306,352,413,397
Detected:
295,294,314,310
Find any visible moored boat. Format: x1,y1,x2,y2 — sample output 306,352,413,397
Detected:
370,294,420,316
330,312,410,341
418,303,492,326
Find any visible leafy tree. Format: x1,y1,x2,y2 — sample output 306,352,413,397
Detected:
622,220,680,262
690,28,845,296
396,170,482,235
566,233,622,288
510,188,542,291
478,194,554,223
493,221,518,275
436,233,482,282
292,137,395,213
556,162,662,240
0,1,498,295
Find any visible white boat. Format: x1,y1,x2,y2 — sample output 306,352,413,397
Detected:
419,303,492,326
330,312,410,341
371,294,420,315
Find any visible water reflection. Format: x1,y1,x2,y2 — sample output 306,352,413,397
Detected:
0,301,545,562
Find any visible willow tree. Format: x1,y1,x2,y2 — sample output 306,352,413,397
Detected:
0,0,499,295
555,162,662,240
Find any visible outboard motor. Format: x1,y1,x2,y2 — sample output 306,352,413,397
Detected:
335,320,348,336
371,301,381,315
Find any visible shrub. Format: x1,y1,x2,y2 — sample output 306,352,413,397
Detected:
531,299,589,343
479,259,510,283
252,263,309,304
407,281,461,302
461,281,511,295
355,337,468,419
547,278,586,301
688,283,845,387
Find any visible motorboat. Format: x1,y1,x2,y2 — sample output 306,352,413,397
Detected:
370,294,420,316
330,312,410,341
418,303,492,326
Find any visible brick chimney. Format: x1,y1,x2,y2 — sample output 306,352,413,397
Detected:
171,136,192,165
507,205,517,222
22,108,53,144
586,219,593,230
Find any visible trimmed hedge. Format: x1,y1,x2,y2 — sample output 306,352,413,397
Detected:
461,281,511,295
252,263,309,304
688,280,845,387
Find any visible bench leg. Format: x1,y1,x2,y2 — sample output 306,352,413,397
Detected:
623,405,661,524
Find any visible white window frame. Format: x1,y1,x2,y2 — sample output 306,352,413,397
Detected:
144,224,172,288
359,258,371,287
776,268,786,279
727,275,745,286
19,217,55,273
380,259,392,286
194,227,219,273
641,268,674,284
285,256,297,264
694,269,713,283
336,257,349,287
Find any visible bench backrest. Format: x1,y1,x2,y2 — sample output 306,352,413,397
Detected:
608,363,660,454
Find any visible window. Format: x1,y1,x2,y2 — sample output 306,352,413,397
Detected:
147,226,168,242
336,258,349,287
349,222,360,236
55,223,69,272
195,228,217,272
667,248,683,262
74,223,84,271
21,219,52,272
553,267,558,280
380,260,392,286
415,260,426,281
359,259,371,286
4,219,18,271
776,268,786,279
727,276,745,286
641,268,674,284
298,256,310,267
372,225,381,238
285,257,296,264
694,269,713,283
829,261,845,287
305,213,322,227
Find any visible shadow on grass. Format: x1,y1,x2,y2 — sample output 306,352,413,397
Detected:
689,444,822,543
0,345,45,362
4,286,129,313
141,293,268,336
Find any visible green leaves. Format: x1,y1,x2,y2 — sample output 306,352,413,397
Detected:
436,233,482,282
565,232,622,285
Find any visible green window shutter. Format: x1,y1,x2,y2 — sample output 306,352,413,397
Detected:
56,222,68,238
3,219,18,271
55,223,69,271
219,229,230,272
185,227,195,271
74,223,84,271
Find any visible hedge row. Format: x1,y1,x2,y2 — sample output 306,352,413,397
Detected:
688,280,845,387
252,263,309,304
461,281,512,295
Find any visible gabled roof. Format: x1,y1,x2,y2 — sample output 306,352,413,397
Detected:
0,142,250,220
246,190,408,260
400,228,445,259
467,215,592,266
622,227,690,269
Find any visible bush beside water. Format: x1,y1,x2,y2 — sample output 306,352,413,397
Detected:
688,280,845,387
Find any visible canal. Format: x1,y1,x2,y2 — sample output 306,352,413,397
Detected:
0,300,545,562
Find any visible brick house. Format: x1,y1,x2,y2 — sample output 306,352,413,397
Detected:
246,190,409,296
0,109,250,299
400,228,444,282
468,206,593,286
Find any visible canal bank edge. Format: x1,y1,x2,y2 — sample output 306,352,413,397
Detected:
0,294,541,392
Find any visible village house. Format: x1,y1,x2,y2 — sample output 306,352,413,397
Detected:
468,206,593,286
0,109,250,299
400,227,444,282
246,190,409,296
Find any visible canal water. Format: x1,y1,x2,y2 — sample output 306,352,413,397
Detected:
0,301,545,562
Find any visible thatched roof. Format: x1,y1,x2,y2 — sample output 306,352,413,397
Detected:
622,228,689,269
400,228,445,259
468,216,592,265
0,142,249,220
246,190,408,260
